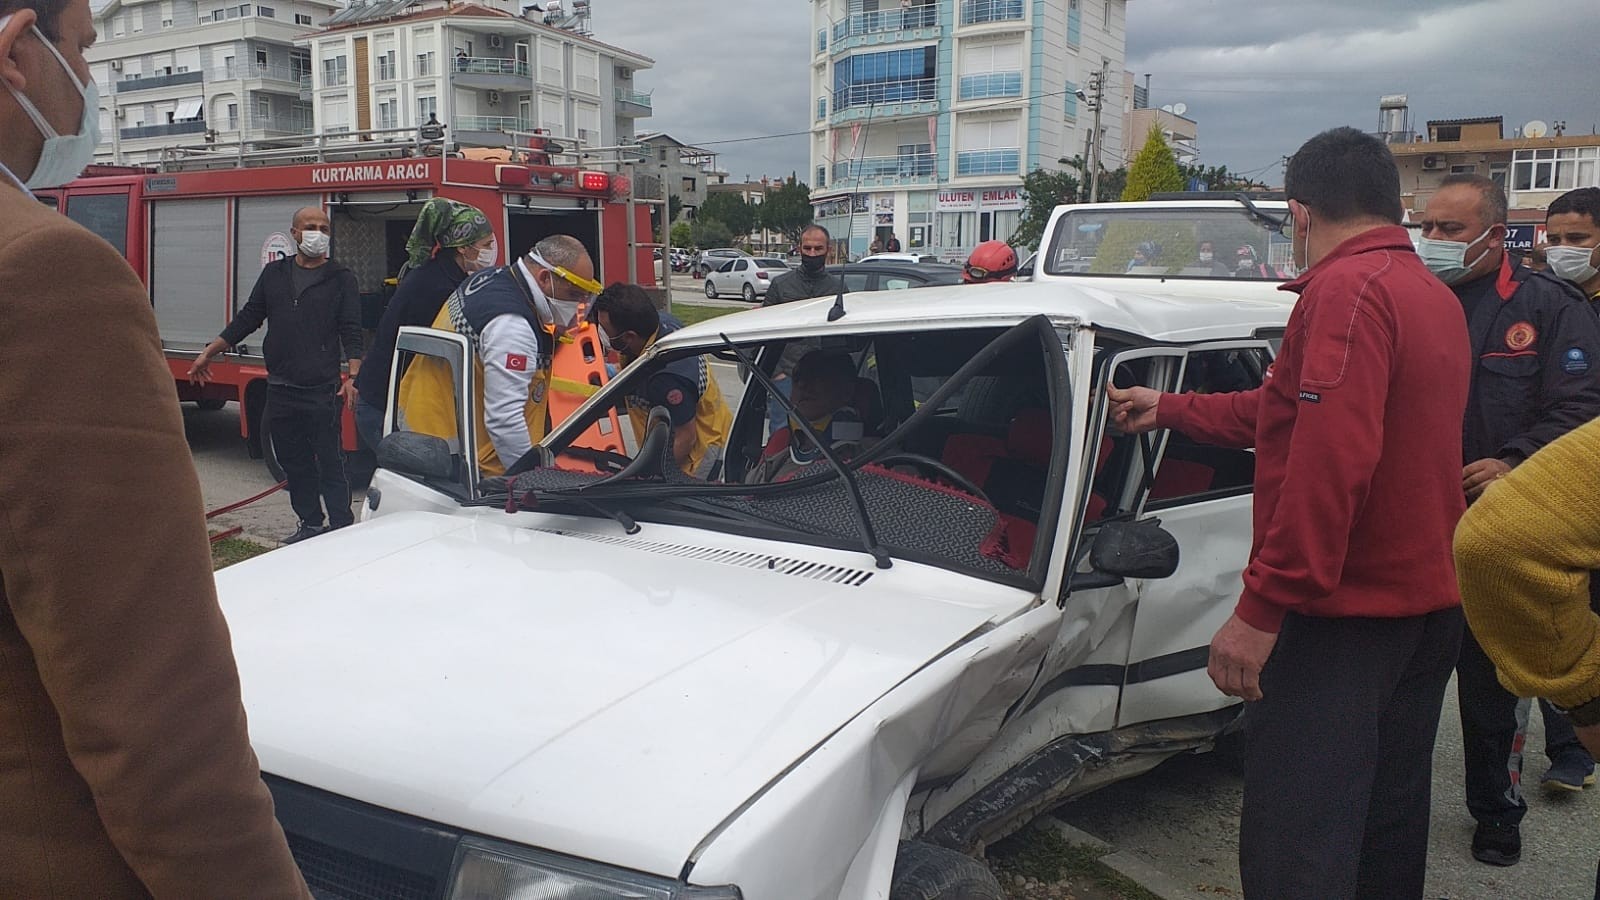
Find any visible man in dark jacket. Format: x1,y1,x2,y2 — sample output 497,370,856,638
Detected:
1419,174,1600,865
1109,127,1471,899
190,206,363,543
762,223,844,432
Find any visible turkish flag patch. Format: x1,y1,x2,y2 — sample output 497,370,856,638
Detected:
505,353,529,371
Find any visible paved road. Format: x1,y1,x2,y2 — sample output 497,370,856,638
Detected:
1054,684,1598,899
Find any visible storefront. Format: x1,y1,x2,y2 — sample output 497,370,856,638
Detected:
934,186,1023,260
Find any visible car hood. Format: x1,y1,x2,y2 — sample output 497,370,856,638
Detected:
219,512,1011,877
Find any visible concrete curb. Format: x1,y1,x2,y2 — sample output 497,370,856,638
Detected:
1040,816,1209,900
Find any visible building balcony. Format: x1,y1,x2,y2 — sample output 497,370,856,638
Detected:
120,119,208,140
958,0,1025,26
252,114,314,135
831,4,941,51
215,63,307,90
451,56,532,92
957,71,1022,101
453,114,531,147
113,69,204,93
832,152,938,187
832,77,939,121
298,74,312,99
615,87,652,117
955,147,1020,176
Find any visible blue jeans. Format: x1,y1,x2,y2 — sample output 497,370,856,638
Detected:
354,399,386,454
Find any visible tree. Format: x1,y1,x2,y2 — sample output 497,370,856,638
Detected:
652,194,685,243
1121,128,1186,202
1061,154,1127,205
689,217,732,250
670,221,693,250
1009,168,1081,250
698,192,756,242
757,180,814,246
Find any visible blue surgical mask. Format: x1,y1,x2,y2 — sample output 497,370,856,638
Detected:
1419,226,1495,285
0,19,101,190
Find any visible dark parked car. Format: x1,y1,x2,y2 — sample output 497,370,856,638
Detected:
825,261,965,293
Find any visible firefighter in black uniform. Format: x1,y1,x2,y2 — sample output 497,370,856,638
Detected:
1420,174,1600,867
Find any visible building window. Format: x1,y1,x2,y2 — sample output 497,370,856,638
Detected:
959,41,1022,101
1450,164,1477,174
376,50,396,81
162,17,173,27
959,0,1025,26
225,102,238,129
256,49,268,70
255,96,270,118
957,116,1021,175
256,5,275,18
1103,0,1112,28
816,96,826,121
1489,162,1509,192
816,165,826,188
1064,80,1078,118
833,46,938,111
295,12,312,24
377,97,398,129
817,28,827,53
682,176,697,193
323,55,348,87
416,51,436,77
416,95,436,123
1512,146,1600,192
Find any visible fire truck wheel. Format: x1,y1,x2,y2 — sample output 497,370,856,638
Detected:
196,398,228,411
704,279,718,299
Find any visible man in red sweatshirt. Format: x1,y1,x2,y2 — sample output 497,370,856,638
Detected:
1109,126,1471,899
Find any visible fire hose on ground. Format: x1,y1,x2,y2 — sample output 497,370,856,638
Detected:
205,480,288,543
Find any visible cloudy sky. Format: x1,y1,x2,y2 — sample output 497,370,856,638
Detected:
592,0,1600,186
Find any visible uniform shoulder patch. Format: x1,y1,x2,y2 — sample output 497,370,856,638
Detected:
1562,347,1591,376
1505,321,1538,351
505,353,528,371
665,388,685,406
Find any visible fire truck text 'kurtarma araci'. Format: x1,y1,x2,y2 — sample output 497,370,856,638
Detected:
35,131,655,487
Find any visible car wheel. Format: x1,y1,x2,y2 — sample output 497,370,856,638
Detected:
889,841,1004,900
742,282,757,303
704,279,718,299
196,397,228,411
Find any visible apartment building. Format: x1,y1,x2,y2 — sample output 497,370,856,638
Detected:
809,0,1128,260
636,132,728,223
301,0,652,152
88,0,336,163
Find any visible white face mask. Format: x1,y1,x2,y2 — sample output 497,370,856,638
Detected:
297,229,330,258
0,19,101,190
1198,252,1214,263
473,240,498,271
1546,245,1599,286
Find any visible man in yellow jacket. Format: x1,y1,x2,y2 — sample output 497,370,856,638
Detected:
1455,415,1600,897
591,283,731,479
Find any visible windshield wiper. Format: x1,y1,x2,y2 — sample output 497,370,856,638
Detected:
720,333,891,569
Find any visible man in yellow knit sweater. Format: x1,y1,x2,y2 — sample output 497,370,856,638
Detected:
1456,415,1600,899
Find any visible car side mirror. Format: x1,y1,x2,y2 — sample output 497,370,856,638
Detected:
1089,518,1180,580
376,431,456,481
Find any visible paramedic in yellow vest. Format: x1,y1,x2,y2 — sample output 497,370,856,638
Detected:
591,283,732,479
398,235,599,477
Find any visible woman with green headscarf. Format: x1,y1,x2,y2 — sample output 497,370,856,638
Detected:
353,198,496,450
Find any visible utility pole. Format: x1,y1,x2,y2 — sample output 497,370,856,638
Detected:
1087,59,1108,203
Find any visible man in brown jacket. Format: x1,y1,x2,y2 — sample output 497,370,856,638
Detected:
0,1,310,895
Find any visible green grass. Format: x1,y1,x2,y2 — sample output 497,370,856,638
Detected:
211,536,273,570
989,824,1162,900
670,302,744,328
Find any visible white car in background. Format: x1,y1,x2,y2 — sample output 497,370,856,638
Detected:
704,256,790,302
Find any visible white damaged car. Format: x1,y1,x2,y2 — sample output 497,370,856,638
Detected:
219,279,1291,899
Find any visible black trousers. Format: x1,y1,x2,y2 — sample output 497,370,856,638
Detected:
1240,607,1462,900
268,383,353,529
1456,623,1591,827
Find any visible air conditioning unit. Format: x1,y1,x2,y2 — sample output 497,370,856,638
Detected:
110,59,122,70
1421,155,1446,170
487,34,504,50
486,90,501,105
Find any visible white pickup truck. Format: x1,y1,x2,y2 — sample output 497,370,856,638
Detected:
217,199,1298,899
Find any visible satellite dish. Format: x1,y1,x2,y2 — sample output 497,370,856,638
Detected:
1160,104,1174,113
1524,119,1548,139
1172,102,1187,116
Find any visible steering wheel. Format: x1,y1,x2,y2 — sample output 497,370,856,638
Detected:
872,452,991,504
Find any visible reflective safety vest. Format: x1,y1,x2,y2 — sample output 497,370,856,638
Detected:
396,269,553,478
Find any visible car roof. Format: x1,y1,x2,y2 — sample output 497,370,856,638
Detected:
662,279,1293,347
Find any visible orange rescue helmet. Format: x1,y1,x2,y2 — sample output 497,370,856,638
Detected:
963,240,1019,283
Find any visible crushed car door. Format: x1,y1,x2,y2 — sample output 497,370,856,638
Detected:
382,325,480,498
1115,342,1270,727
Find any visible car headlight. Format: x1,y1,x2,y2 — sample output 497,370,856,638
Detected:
447,837,742,900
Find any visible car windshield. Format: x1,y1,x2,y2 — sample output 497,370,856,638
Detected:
499,319,1070,588
1043,206,1293,281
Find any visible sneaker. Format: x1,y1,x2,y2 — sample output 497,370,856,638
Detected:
1542,753,1597,793
1471,821,1521,867
281,523,326,545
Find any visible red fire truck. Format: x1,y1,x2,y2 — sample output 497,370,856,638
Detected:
36,137,653,487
